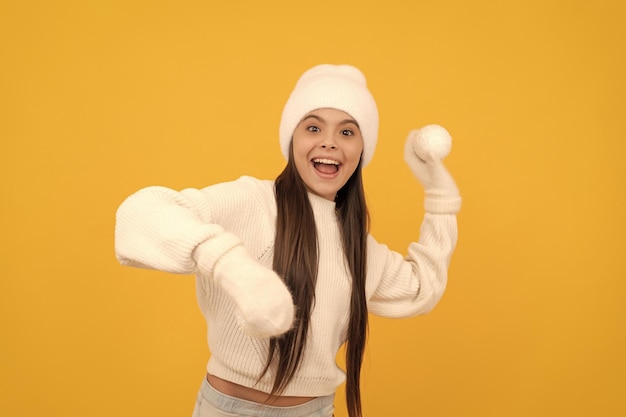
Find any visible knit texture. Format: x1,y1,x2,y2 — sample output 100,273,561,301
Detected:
115,176,459,397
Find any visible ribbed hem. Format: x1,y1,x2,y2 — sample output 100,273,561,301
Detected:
207,358,343,398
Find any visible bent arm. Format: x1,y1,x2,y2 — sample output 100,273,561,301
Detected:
367,212,458,318
114,184,242,275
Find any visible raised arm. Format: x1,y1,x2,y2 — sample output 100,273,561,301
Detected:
366,126,461,317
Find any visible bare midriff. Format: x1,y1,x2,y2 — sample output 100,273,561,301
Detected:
206,374,316,407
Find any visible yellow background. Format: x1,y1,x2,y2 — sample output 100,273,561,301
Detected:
2,0,625,416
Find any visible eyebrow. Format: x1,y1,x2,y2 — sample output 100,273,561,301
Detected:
302,114,360,127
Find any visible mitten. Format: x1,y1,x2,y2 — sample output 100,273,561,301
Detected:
404,124,462,213
197,243,295,338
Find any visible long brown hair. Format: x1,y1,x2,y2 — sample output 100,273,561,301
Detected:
262,143,369,417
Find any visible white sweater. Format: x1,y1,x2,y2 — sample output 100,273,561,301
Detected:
115,175,459,397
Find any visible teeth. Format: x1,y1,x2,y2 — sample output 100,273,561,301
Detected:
313,158,340,165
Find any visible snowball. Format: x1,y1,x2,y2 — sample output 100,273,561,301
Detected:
412,124,452,160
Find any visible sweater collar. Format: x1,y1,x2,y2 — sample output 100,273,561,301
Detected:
307,192,337,218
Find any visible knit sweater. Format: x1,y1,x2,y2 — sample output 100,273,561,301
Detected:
115,175,459,397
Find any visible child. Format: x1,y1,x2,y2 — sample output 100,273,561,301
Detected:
115,64,461,417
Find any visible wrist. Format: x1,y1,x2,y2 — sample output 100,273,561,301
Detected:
192,231,242,277
424,189,462,214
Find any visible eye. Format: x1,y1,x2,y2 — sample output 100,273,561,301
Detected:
341,129,354,136
307,125,320,133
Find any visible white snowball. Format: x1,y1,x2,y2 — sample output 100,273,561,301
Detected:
412,124,452,160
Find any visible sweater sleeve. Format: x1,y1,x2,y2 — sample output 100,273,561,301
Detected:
366,212,458,318
114,177,268,276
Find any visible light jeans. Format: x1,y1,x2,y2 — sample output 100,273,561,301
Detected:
191,377,335,417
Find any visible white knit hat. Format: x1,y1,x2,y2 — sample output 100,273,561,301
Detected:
279,64,379,167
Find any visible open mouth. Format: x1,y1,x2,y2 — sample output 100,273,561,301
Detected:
312,158,340,175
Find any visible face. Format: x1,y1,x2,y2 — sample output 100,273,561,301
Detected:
291,108,364,201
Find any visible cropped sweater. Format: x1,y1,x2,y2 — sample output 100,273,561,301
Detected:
115,175,459,397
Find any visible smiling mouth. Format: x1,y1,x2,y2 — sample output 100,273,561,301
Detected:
312,158,340,175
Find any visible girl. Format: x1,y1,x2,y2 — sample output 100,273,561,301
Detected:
115,64,461,417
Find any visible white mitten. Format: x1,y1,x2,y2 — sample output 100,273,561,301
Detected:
205,245,295,338
404,124,462,213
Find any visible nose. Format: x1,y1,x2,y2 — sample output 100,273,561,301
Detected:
320,132,337,150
